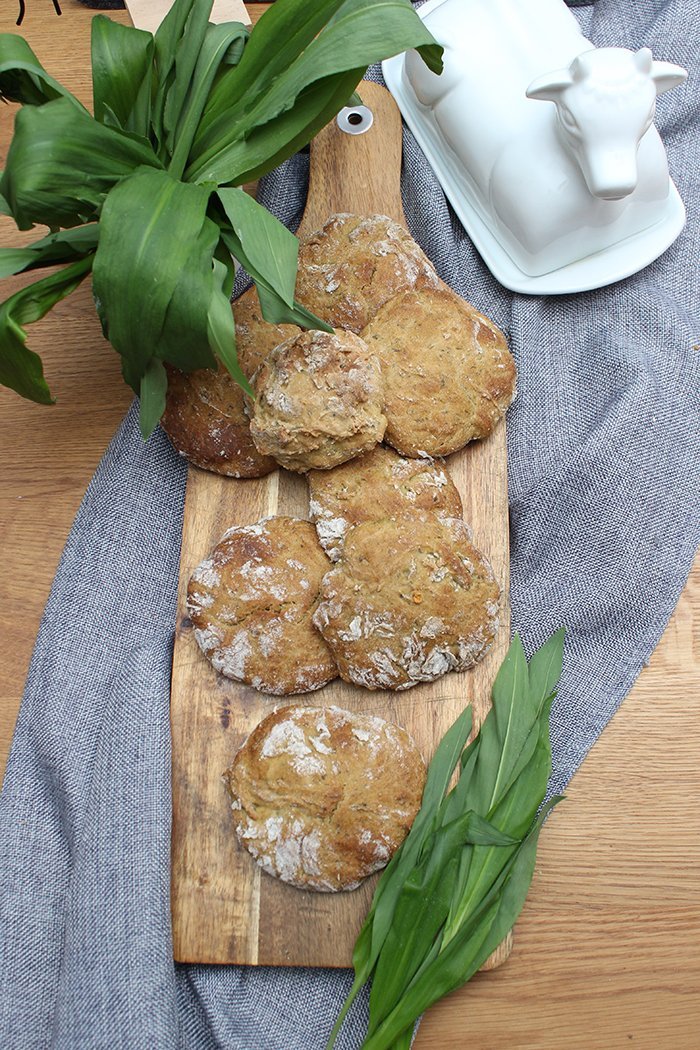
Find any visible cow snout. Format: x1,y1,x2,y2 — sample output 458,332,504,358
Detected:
584,155,639,201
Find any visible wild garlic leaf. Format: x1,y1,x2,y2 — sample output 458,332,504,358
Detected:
329,632,565,1050
217,188,298,307
1,97,161,231
194,0,349,143
369,853,460,1030
368,809,518,1030
207,256,252,396
139,357,168,440
93,169,214,389
0,226,99,279
225,0,443,146
527,626,566,708
162,0,216,159
167,22,249,181
254,285,334,333
151,0,203,155
187,66,366,185
91,16,154,138
218,223,332,333
0,33,85,109
0,256,93,404
442,697,556,943
362,798,564,1050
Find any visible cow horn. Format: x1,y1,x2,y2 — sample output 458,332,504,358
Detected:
526,67,573,102
634,47,653,75
650,58,688,95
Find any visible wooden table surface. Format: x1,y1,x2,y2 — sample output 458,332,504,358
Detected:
0,4,698,1048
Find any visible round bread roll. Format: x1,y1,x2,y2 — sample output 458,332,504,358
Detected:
160,286,297,477
223,704,426,891
187,517,337,695
247,329,387,473
308,444,463,561
313,512,501,691
295,213,440,332
360,285,516,457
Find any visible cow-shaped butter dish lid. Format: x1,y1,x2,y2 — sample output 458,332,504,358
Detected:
382,0,688,295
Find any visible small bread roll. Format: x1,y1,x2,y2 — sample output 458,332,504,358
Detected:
224,704,426,891
247,329,386,473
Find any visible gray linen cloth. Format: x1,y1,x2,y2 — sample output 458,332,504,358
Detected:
1,2,699,1048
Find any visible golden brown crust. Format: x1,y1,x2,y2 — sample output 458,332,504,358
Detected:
187,517,338,695
223,704,426,891
295,213,440,333
308,445,463,561
360,285,517,457
160,286,297,478
313,512,501,691
247,329,387,473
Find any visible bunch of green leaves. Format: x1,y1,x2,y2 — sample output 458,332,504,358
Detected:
0,0,442,437
328,628,566,1050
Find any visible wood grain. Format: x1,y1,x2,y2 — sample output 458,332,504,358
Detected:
1,4,698,1047
170,79,511,967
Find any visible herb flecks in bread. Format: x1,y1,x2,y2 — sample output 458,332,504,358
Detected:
247,329,387,473
295,213,441,332
187,517,337,695
308,445,463,561
361,285,516,457
223,705,426,892
313,512,501,691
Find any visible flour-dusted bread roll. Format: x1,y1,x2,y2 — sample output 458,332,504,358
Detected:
360,285,516,457
308,444,463,561
187,517,337,695
223,704,426,891
247,329,387,473
295,213,440,332
161,285,297,477
313,512,501,691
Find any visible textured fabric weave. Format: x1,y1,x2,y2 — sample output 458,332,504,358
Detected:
1,2,698,1048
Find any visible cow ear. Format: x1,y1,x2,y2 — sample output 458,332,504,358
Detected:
650,59,688,95
526,68,573,102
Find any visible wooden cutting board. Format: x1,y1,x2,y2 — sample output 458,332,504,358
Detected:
170,80,511,968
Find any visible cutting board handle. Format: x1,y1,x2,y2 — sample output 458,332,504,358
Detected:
297,81,406,237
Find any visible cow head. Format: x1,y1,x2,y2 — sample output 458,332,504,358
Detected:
526,47,687,201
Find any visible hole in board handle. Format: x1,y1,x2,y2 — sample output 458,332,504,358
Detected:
337,105,374,135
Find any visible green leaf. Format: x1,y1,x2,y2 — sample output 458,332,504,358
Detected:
362,798,564,1050
187,66,366,185
207,256,251,394
151,0,197,153
368,810,518,1033
194,0,349,141
167,22,249,180
475,634,533,814
1,97,161,230
162,0,214,159
0,255,93,403
527,627,566,709
254,289,333,332
218,225,332,333
0,226,99,279
92,168,216,390
231,0,443,144
327,631,566,1050
217,188,298,307
91,16,154,137
0,32,85,109
139,357,168,439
